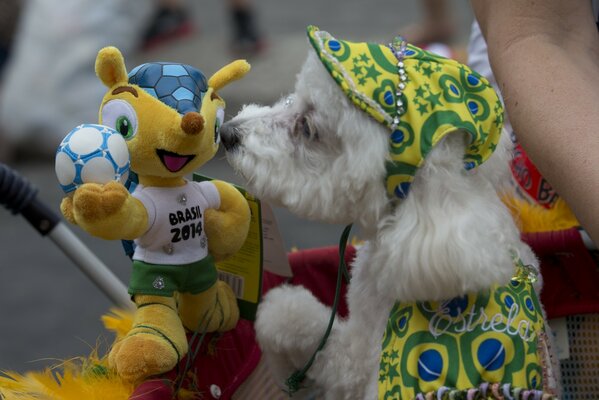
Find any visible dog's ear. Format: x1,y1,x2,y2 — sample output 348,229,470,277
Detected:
367,132,522,302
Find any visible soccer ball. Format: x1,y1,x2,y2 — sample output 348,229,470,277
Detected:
55,124,130,194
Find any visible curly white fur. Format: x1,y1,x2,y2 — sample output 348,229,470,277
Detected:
221,50,542,399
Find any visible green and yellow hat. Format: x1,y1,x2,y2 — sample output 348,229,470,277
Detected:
307,26,504,199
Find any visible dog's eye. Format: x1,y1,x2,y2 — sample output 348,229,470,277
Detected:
297,116,319,141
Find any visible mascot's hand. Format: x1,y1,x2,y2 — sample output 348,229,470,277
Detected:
69,181,147,240
60,196,76,225
72,181,129,222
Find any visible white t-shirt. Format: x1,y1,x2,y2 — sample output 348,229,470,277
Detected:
132,180,221,265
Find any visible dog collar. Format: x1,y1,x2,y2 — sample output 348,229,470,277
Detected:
307,26,504,199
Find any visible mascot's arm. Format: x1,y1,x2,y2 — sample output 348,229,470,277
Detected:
65,181,148,240
204,180,250,262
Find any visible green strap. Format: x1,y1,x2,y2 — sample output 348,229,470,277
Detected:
174,299,218,396
285,224,353,396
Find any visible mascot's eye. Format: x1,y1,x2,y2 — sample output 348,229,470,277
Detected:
214,107,225,144
116,116,133,138
101,99,138,140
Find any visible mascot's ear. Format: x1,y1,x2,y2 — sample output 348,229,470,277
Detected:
208,60,250,91
95,46,128,88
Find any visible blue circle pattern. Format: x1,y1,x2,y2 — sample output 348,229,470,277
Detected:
477,338,506,371
418,349,443,381
468,101,479,115
467,74,480,86
328,40,341,52
444,296,469,318
398,316,407,329
394,182,411,199
391,129,405,143
384,90,394,106
525,297,535,312
450,84,459,96
504,295,514,309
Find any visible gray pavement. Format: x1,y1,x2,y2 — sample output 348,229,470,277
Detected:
0,0,473,373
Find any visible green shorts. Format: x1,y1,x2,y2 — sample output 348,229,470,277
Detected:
128,256,218,297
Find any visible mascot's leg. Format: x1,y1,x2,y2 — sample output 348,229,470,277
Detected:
178,280,240,332
109,294,188,382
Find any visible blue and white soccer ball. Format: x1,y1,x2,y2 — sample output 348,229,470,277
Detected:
55,124,130,194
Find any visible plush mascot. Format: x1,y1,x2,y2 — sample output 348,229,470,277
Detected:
60,47,251,383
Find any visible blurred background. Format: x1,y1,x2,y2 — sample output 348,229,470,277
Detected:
0,0,473,373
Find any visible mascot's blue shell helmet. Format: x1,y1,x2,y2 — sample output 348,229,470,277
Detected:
127,62,208,115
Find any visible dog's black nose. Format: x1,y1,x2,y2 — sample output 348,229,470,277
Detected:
220,122,241,151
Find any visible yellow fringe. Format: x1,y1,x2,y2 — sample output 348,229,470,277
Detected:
0,355,134,400
0,310,136,400
100,308,134,340
503,195,579,233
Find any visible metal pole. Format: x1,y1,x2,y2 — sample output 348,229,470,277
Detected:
0,163,134,310
49,223,134,310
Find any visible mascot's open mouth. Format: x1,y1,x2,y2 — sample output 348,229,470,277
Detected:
157,149,196,173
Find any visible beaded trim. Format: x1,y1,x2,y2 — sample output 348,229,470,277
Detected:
413,383,557,400
387,36,408,131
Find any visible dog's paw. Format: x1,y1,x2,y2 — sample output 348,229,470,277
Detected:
72,181,128,222
256,285,332,358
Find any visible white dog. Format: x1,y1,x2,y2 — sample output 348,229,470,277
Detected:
221,27,560,399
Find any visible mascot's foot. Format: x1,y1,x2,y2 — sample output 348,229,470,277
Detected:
109,331,182,382
109,296,188,382
178,280,240,333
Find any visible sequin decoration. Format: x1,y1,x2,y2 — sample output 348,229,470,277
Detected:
152,276,166,290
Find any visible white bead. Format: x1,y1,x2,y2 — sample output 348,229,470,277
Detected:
210,384,222,399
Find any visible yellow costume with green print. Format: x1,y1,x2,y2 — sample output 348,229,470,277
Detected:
307,26,556,399
379,268,548,398
307,26,503,199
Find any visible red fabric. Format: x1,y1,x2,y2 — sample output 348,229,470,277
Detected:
129,246,355,399
510,143,559,208
522,229,599,319
129,319,259,400
285,246,354,318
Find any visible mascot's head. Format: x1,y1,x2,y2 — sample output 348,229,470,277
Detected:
95,46,250,179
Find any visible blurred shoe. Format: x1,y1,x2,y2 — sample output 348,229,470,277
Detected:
230,35,267,58
230,7,266,57
142,6,194,51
